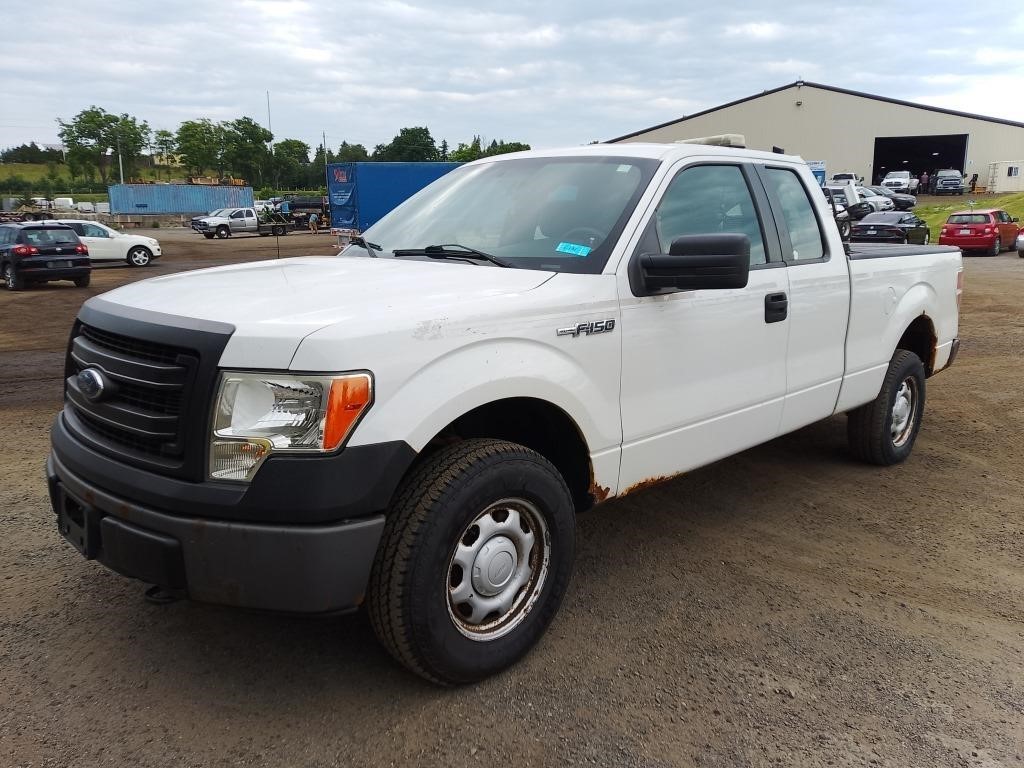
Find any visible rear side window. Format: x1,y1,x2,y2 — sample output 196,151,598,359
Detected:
654,164,767,266
0,227,13,245
764,168,825,262
947,214,990,224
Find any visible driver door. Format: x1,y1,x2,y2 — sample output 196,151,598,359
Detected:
617,161,790,491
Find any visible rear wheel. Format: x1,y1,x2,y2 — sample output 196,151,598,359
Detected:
216,226,230,239
838,220,851,239
73,274,91,288
3,263,24,291
847,350,926,466
368,438,575,685
991,237,1001,256
127,246,152,267
273,225,286,236
923,232,930,245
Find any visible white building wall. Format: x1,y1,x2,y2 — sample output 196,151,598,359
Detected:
613,84,1024,186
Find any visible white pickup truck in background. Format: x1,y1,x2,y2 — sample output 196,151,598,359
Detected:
190,207,291,239
49,140,962,685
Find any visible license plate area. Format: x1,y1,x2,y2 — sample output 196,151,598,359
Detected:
57,489,101,558
959,229,971,235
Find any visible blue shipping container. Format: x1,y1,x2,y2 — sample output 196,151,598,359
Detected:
327,162,461,231
109,184,255,215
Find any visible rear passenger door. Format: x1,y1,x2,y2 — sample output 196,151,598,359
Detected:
756,165,850,434
617,161,791,491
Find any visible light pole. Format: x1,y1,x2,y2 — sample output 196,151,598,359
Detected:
117,132,125,184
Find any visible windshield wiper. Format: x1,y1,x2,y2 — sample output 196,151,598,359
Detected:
392,243,512,268
350,235,382,257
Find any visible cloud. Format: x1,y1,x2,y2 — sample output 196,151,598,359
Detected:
1,0,1022,153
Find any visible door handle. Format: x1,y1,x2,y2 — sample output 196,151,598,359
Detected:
764,292,788,323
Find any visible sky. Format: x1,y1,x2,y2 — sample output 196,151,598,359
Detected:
3,1,1024,155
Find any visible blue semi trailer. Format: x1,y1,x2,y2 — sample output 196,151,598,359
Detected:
326,162,461,232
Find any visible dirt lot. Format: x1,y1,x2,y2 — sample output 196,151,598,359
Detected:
1,229,1022,767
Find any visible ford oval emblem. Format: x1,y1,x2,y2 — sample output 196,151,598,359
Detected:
77,368,106,401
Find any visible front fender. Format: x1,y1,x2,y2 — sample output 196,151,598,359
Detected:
349,337,620,456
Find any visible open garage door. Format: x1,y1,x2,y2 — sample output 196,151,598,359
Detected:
871,134,968,185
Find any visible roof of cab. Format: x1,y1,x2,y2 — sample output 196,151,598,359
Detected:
474,142,806,166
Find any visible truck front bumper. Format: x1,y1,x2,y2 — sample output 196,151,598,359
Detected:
47,415,416,614
48,449,384,613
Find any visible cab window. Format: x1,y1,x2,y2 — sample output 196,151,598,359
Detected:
764,168,826,262
654,164,767,266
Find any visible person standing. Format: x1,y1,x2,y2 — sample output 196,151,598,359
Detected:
920,171,930,194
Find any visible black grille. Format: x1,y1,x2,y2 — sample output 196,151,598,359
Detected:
79,324,184,365
65,322,198,465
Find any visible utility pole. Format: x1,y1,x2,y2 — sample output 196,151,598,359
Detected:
117,133,124,184
266,91,273,143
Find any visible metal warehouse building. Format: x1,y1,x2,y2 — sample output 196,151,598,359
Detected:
609,81,1024,188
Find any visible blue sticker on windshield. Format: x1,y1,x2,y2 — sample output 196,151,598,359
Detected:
556,242,591,257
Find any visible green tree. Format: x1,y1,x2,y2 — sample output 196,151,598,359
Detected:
222,117,273,185
153,129,176,178
57,106,150,183
175,118,224,176
272,138,310,188
373,127,438,162
449,135,483,162
335,141,370,162
57,106,118,183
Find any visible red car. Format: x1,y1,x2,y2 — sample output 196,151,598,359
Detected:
938,209,1020,255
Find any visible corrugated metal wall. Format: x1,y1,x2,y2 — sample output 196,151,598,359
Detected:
327,163,461,231
109,184,255,214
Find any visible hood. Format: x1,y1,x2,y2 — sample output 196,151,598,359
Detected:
96,255,554,368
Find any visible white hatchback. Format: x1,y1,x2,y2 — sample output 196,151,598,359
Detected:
49,220,162,267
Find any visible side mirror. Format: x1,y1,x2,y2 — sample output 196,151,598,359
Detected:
1012,217,1019,223
847,201,873,220
633,234,750,295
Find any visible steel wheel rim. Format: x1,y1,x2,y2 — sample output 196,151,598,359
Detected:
446,497,551,641
891,376,918,447
130,248,149,266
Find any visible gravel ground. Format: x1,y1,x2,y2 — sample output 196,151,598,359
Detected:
1,229,1022,767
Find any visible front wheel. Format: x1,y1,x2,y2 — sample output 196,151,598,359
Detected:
216,226,230,239
368,438,575,685
127,246,152,267
847,349,926,466
923,232,930,245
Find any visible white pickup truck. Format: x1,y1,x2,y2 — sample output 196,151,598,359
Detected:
190,207,290,239
48,141,962,685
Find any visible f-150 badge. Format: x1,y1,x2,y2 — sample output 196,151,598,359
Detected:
557,319,616,337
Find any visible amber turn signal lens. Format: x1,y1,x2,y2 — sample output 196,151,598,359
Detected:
324,374,372,450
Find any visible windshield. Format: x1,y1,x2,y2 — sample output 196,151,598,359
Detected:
207,208,227,217
868,186,895,196
350,156,659,273
885,172,909,179
937,170,961,177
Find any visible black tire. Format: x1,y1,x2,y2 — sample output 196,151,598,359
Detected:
847,349,926,466
126,246,152,267
216,226,230,239
73,274,91,288
1018,250,1023,258
368,438,575,685
3,262,24,291
203,233,215,240
923,232,930,245
991,237,1001,256
838,220,851,239
273,225,286,236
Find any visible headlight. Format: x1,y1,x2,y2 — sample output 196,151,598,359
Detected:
209,371,372,482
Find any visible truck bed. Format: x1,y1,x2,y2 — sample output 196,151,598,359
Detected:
848,243,960,260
